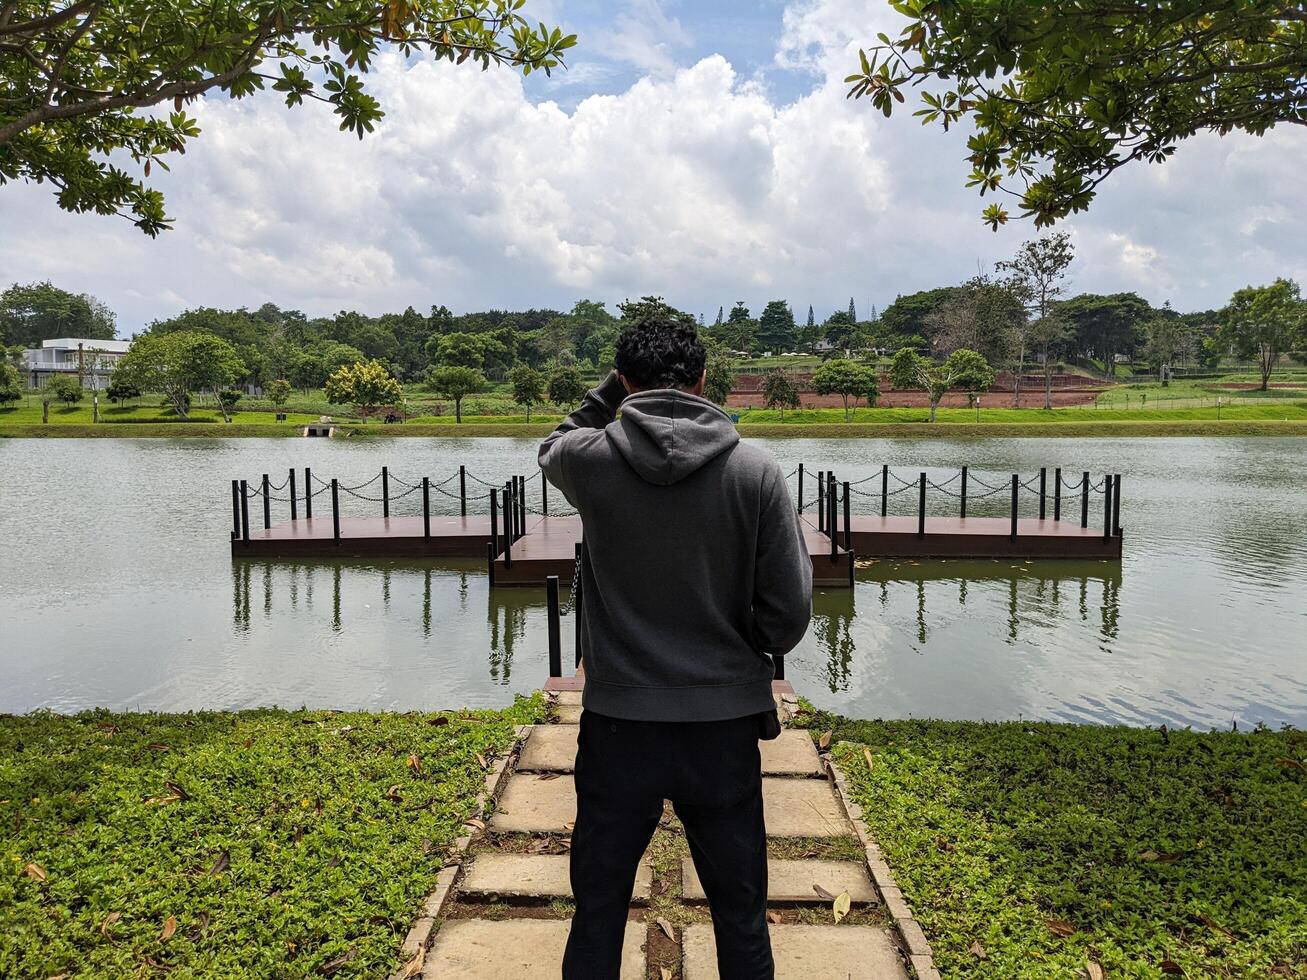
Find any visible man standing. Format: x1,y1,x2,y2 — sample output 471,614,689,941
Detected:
539,306,813,979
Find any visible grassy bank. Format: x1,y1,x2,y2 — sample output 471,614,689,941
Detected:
797,709,1306,979
0,699,543,979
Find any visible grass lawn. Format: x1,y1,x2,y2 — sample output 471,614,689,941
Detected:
0,699,542,978
0,400,319,426
732,402,1307,425
797,709,1307,979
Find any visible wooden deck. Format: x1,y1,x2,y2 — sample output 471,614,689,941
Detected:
231,515,494,559
806,514,1123,559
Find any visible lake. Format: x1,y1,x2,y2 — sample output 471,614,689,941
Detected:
1,436,1304,729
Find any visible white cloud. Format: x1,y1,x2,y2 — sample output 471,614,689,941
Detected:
1,0,1306,331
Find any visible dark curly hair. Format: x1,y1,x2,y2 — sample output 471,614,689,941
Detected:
614,316,706,391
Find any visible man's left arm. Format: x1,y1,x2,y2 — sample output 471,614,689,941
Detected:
537,370,627,504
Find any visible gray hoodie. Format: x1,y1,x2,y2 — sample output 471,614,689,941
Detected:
538,372,812,722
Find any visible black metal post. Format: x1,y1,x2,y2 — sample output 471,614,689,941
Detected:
546,575,562,677
231,480,241,539
1113,474,1122,536
574,542,583,666
261,474,271,530
1010,475,1019,541
773,653,785,681
459,464,467,518
503,490,513,568
289,468,297,521
917,472,926,538
843,481,853,586
487,540,496,587
817,471,825,532
518,475,527,537
240,480,250,542
797,463,804,514
1103,472,1112,541
1053,467,1061,521
422,477,431,539
880,464,888,518
960,465,968,519
304,467,312,519
541,469,549,516
490,489,499,558
1080,471,1090,528
382,466,390,519
828,473,837,563
1039,467,1047,521
331,478,340,542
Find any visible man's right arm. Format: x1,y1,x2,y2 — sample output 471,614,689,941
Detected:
538,370,627,505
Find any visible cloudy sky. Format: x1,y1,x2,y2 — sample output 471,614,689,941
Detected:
3,0,1305,334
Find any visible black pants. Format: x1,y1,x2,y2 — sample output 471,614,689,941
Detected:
562,710,773,980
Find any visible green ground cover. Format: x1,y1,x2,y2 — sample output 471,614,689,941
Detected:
0,400,319,426
0,699,543,978
797,709,1307,979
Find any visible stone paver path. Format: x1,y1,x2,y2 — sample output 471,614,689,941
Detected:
419,690,910,979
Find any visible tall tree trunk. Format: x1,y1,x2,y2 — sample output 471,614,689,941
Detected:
1012,344,1025,408
1043,353,1053,410
1260,344,1272,390
455,397,462,423
929,397,939,422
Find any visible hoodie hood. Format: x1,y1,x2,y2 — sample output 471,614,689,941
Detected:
606,389,740,486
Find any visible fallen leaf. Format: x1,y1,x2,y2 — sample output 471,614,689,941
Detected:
463,817,486,831
208,851,230,876
428,716,449,726
147,743,170,753
656,916,675,942
99,911,121,939
385,785,403,803
164,781,190,801
1159,961,1185,975
818,730,832,750
475,752,488,768
813,883,836,900
1139,849,1183,863
766,911,782,925
22,862,47,882
320,948,358,975
187,911,210,942
970,941,987,959
1273,757,1305,772
660,969,672,980
862,747,874,770
406,754,423,776
160,915,177,941
832,890,851,924
401,948,425,977
538,773,560,781
1045,918,1077,937
564,821,576,831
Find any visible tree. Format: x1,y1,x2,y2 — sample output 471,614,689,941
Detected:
508,364,545,421
822,311,863,357
847,297,857,321
428,365,485,423
924,277,1022,367
113,330,246,419
43,374,84,405
0,361,21,405
216,388,242,422
812,359,879,421
104,376,140,404
428,331,488,370
847,3,1307,228
324,359,402,421
715,302,758,353
265,378,291,407
545,365,586,412
1,2,575,234
997,233,1075,406
889,348,994,422
714,306,724,327
758,301,797,353
1141,318,1193,386
0,281,116,347
762,369,801,419
1222,279,1306,390
1056,293,1155,376
1027,315,1075,409
703,353,735,406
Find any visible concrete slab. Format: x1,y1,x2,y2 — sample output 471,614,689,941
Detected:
489,774,576,833
554,691,583,705
461,853,651,901
555,704,583,724
515,727,821,776
681,923,906,979
425,918,644,979
761,731,824,776
518,725,578,772
762,778,851,838
681,858,875,904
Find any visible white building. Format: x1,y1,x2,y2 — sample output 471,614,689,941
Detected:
23,338,132,389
